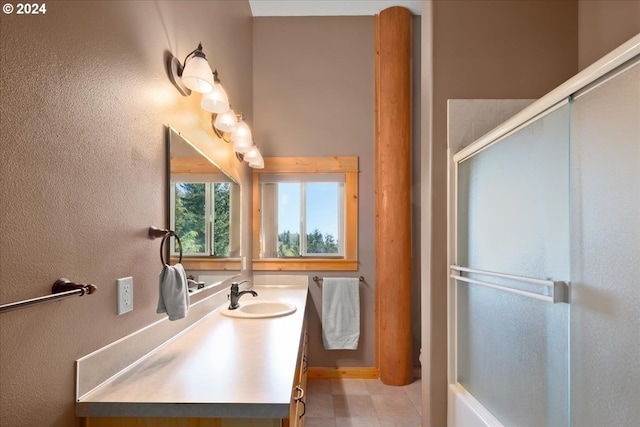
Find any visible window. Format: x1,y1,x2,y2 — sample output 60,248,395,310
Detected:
170,181,239,257
253,157,358,271
261,178,344,257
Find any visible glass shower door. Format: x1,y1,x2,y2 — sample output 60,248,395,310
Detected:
454,104,571,426
569,59,640,427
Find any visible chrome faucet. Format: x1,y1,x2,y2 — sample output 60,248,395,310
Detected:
228,280,258,310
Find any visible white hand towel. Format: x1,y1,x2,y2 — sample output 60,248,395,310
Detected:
322,277,360,350
157,263,189,321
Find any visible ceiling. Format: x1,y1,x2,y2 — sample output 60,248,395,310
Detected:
248,0,422,16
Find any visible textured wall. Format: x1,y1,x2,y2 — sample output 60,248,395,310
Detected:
578,0,640,70
252,14,423,372
0,1,252,426
252,16,377,368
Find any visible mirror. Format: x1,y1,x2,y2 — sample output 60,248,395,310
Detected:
167,126,241,279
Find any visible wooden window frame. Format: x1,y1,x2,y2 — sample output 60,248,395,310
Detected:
252,157,359,271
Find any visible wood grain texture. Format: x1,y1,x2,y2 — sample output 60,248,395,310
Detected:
83,417,282,427
252,259,358,271
171,157,227,174
374,12,382,378
344,172,359,261
307,367,380,379
375,6,414,386
257,157,358,173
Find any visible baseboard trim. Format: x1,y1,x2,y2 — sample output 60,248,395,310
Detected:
307,367,380,379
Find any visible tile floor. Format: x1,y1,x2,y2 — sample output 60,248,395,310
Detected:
304,378,422,427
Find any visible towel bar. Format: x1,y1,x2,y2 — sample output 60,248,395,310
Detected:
0,279,97,314
313,276,364,283
450,265,569,304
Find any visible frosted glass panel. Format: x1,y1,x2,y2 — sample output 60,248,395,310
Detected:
456,105,570,426
569,60,640,426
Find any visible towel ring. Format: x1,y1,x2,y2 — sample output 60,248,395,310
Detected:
160,232,182,266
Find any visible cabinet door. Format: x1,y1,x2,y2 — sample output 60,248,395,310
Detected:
288,317,308,427
83,417,281,427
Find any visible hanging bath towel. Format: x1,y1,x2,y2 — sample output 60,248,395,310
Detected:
322,277,360,350
157,263,189,321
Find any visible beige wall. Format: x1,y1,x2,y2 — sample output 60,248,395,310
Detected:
253,16,420,367
252,16,377,368
411,15,423,375
578,0,640,70
0,1,253,426
252,15,423,370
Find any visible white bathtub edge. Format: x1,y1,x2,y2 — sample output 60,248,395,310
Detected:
448,383,505,427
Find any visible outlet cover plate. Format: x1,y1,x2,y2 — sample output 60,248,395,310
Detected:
117,277,133,315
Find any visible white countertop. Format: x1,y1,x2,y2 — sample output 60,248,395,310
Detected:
76,285,308,419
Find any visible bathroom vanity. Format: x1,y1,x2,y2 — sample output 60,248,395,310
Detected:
77,285,309,427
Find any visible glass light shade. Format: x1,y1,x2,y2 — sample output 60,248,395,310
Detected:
214,109,237,133
244,145,261,163
181,56,214,93
201,82,230,113
232,120,253,153
248,150,264,169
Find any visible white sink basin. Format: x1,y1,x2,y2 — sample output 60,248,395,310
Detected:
220,300,297,319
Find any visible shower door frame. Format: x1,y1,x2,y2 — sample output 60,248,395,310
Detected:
446,34,640,427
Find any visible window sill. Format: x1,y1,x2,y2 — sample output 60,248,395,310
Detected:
252,259,358,271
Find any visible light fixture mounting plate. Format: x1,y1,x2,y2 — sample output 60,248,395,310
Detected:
169,56,191,97
211,114,233,143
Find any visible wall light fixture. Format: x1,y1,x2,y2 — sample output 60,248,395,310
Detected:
177,43,215,94
169,43,263,168
201,70,230,113
212,109,237,143
244,145,264,169
211,112,263,168
231,115,253,154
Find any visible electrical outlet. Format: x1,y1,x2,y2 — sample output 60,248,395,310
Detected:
117,277,133,315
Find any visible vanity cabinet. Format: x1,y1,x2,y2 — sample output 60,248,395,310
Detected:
286,318,309,427
80,292,309,427
82,329,308,427
82,419,280,427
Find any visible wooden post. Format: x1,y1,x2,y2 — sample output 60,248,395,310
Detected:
375,6,413,386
